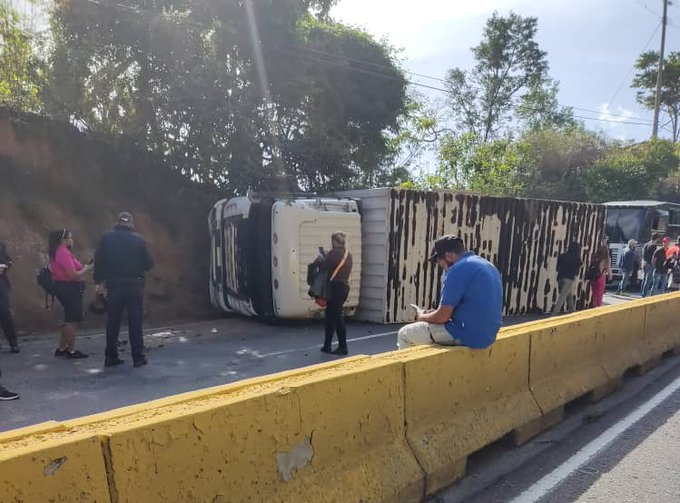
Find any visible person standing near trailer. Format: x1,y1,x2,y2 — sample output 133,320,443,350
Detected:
552,242,582,315
617,239,638,295
652,237,673,296
316,231,353,356
589,245,612,308
641,233,661,297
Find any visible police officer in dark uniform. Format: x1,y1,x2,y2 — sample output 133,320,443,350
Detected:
95,212,154,368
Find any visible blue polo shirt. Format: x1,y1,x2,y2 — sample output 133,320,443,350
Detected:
440,252,503,349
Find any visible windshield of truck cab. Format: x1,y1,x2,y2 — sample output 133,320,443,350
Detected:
605,208,647,243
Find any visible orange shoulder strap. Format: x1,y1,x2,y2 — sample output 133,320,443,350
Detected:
330,249,349,281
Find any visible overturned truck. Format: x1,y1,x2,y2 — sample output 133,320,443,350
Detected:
209,189,606,323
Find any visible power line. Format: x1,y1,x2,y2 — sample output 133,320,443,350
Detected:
572,114,653,127
635,0,662,17
293,44,653,122
295,45,450,84
283,47,656,124
609,21,662,106
281,48,657,127
570,106,651,122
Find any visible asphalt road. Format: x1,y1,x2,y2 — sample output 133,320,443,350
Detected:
432,352,680,503
0,316,405,431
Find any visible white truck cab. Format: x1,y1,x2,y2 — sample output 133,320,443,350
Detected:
209,194,361,320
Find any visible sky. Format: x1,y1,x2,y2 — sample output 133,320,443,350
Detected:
331,0,680,142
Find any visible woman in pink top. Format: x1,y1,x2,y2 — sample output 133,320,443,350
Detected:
48,229,92,358
589,245,612,308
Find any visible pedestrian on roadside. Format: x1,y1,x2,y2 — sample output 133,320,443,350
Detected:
49,229,92,359
0,369,19,401
397,235,503,350
671,237,680,290
651,237,673,296
552,242,582,315
617,239,638,295
641,233,661,297
589,245,612,308
95,212,154,368
666,236,680,260
0,241,20,353
316,231,353,356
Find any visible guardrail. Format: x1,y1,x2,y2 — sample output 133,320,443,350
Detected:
2,293,679,502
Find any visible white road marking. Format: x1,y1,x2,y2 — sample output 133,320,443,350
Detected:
257,330,399,358
510,374,680,503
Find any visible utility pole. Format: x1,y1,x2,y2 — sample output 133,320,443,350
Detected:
652,0,669,138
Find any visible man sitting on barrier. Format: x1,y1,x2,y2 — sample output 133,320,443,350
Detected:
397,235,503,350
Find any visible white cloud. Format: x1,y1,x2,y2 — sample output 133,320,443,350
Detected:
598,103,635,123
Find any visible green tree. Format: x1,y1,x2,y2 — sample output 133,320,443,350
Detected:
0,1,44,112
632,51,680,142
582,140,679,202
517,127,607,201
46,0,407,193
414,132,525,196
445,12,572,142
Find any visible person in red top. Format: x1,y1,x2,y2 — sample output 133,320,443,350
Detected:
665,238,679,260
48,229,92,358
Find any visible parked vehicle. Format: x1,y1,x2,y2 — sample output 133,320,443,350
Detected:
604,201,680,287
210,189,607,322
208,194,361,320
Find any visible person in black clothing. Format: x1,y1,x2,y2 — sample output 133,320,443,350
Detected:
317,231,353,356
552,242,583,315
651,237,673,296
0,241,20,353
641,233,661,297
95,212,154,368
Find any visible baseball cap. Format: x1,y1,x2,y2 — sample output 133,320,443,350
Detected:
117,211,134,226
428,235,465,262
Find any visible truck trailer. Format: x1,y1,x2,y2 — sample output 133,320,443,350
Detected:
209,188,606,323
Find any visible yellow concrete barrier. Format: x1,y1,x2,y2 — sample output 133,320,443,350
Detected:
643,292,680,356
594,302,649,380
376,334,542,496
528,312,610,418
0,356,422,503
103,356,423,503
0,420,66,444
0,434,110,503
2,295,680,502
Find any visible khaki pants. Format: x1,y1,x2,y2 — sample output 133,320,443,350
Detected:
397,322,458,350
552,278,575,314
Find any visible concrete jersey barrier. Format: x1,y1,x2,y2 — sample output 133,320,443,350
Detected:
1,292,679,502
